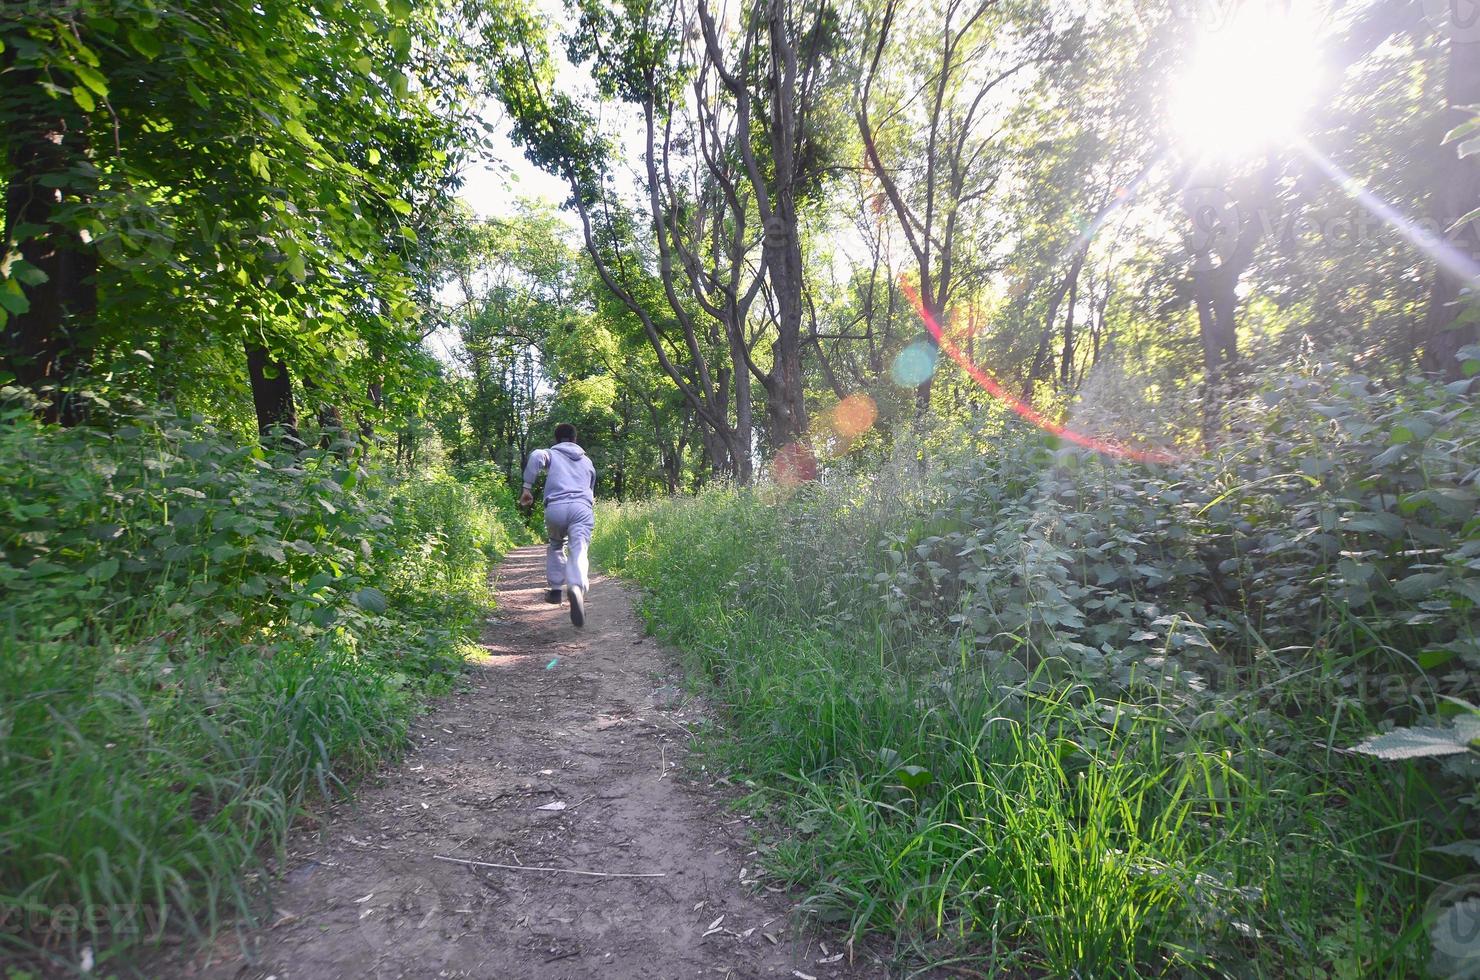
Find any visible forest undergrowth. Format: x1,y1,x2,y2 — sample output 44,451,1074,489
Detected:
593,362,1480,977
0,394,528,970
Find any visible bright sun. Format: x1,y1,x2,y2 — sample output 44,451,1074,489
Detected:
1170,5,1325,160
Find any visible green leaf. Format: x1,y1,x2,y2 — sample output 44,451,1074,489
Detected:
897,765,933,791
71,63,109,97
1459,345,1480,377
1420,649,1458,670
1453,205,1480,232
86,558,119,582
72,86,96,113
284,119,318,148
389,27,411,58
127,27,162,59
10,261,48,287
0,280,30,316
1394,571,1448,599
1443,116,1480,146
48,617,81,638
255,540,287,563
285,252,307,280
354,586,387,613
1337,558,1376,583
1341,511,1404,539
1352,718,1480,760
1429,840,1480,865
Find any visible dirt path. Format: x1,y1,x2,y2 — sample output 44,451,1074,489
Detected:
168,547,882,979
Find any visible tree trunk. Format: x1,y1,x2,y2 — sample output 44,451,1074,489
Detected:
914,331,937,416
1059,272,1078,386
759,0,810,447
727,344,754,483
1192,263,1240,379
1026,248,1087,397
245,341,299,446
1184,162,1274,383
357,381,382,444
2,72,97,425
1421,38,1480,378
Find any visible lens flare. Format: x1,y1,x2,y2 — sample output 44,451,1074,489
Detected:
772,441,818,485
1297,138,1480,287
815,392,878,458
1170,4,1325,160
832,393,877,439
899,279,1173,464
892,341,938,387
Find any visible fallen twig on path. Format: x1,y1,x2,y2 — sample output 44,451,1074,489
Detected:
432,854,665,878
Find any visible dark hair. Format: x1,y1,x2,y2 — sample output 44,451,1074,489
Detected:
554,422,578,444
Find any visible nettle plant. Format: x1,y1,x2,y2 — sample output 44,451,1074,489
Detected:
0,392,496,673
816,365,1479,714
793,361,1480,968
2,401,381,645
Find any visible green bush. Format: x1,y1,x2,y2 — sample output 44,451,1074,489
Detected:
0,398,518,968
593,365,1475,975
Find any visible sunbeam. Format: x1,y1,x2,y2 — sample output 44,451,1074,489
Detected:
1297,138,1480,287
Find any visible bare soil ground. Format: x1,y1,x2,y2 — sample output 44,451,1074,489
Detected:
162,547,886,980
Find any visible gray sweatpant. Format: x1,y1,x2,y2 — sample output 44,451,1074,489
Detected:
544,499,594,592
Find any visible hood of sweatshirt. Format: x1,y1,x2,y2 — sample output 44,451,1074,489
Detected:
551,442,586,460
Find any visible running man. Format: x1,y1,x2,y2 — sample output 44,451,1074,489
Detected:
519,422,597,627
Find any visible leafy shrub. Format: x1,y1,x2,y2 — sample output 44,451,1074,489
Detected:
594,364,1474,975
0,396,518,968
807,366,1480,716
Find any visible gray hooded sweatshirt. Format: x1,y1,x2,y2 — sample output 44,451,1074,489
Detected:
523,442,596,506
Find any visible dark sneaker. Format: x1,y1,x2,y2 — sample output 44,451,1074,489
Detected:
544,589,562,605
567,585,585,627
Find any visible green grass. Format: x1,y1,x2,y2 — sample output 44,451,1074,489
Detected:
0,405,526,970
593,484,1443,976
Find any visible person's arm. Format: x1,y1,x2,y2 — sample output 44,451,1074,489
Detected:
519,449,549,508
